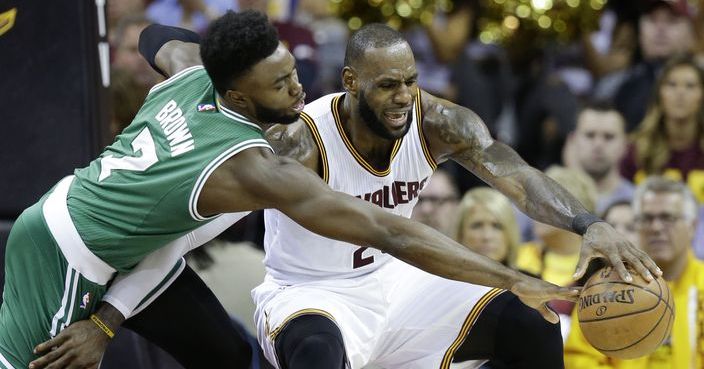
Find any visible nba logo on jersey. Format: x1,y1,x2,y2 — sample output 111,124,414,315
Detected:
80,292,90,309
197,103,216,112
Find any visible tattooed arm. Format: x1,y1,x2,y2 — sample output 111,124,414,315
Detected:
266,120,321,172
420,91,661,281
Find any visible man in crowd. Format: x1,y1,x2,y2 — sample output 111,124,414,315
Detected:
411,168,460,236
565,102,634,214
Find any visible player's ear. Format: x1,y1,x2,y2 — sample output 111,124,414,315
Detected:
225,89,248,110
342,66,358,97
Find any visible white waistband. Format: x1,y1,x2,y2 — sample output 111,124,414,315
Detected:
42,175,116,285
0,351,16,369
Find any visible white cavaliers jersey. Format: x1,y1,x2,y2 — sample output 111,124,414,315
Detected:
264,91,437,283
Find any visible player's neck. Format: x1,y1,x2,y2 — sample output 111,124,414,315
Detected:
340,94,397,166
594,169,623,195
218,98,264,128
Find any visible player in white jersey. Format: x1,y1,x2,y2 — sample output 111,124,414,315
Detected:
27,16,585,369
251,24,661,369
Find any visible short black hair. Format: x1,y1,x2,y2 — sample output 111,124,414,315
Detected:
580,99,617,113
344,23,406,67
201,10,279,96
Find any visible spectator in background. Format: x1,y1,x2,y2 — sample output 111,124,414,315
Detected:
111,14,163,88
512,51,580,170
517,166,598,287
411,168,460,237
601,199,639,247
295,0,348,97
584,0,639,100
107,0,145,36
564,102,634,215
146,0,233,34
451,187,521,269
614,0,695,130
620,54,704,203
405,0,477,99
239,0,320,99
564,177,704,369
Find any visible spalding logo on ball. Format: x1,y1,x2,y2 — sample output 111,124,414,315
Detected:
577,266,674,359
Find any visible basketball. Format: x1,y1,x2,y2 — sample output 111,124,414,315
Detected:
577,266,674,359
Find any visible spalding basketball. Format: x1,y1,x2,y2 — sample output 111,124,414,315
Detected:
577,266,674,359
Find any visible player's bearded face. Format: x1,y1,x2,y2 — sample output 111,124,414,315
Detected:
358,90,412,140
252,100,301,125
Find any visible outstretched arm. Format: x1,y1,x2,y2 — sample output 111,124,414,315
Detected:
421,92,661,282
199,147,579,307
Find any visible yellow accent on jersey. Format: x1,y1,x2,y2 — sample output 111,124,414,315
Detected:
331,95,403,177
440,288,506,368
300,112,330,183
415,89,438,170
267,308,337,341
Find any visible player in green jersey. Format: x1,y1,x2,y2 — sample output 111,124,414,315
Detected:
11,11,580,369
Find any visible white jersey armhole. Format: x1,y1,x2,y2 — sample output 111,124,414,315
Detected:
148,65,205,95
189,138,273,221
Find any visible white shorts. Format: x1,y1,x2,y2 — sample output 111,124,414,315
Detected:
252,259,504,369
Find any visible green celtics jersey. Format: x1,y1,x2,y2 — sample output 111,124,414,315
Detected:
68,66,270,273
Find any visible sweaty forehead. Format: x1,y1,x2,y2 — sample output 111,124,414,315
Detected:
246,44,294,85
642,192,684,212
578,110,623,132
358,43,416,77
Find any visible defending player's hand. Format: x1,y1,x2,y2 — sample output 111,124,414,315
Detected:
510,279,580,324
28,320,108,369
574,221,662,283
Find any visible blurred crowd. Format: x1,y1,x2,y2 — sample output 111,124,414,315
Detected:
106,0,704,368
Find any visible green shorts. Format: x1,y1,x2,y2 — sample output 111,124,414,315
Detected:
0,201,107,368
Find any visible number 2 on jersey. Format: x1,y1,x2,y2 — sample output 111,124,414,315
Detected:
353,246,374,268
98,127,159,181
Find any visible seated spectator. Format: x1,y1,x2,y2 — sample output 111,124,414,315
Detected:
601,199,638,247
516,166,598,287
620,54,704,203
411,168,460,236
295,0,348,96
405,0,477,99
585,1,638,100
451,187,520,269
614,0,695,130
108,0,145,37
564,101,634,215
564,176,704,369
146,0,233,34
111,14,163,89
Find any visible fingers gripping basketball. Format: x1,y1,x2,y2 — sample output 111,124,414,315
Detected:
577,266,674,359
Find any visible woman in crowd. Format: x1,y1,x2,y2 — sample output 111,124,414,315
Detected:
620,54,704,202
451,187,521,269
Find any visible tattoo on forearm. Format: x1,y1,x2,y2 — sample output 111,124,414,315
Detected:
429,100,589,231
266,126,314,162
435,108,490,166
521,172,588,230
